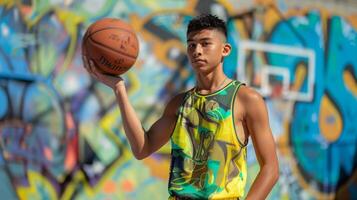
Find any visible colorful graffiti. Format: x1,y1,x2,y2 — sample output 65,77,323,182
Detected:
0,0,356,199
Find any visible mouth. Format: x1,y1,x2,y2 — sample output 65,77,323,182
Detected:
192,59,206,63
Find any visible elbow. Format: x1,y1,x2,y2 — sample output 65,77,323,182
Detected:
132,150,150,160
262,162,279,184
131,139,152,160
273,169,279,184
271,163,280,184
133,152,147,160
134,155,146,160
133,154,145,160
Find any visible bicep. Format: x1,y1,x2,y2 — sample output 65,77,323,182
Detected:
144,93,184,156
245,94,277,165
145,114,177,154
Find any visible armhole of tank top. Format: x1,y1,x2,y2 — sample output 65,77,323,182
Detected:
231,81,249,148
169,90,192,138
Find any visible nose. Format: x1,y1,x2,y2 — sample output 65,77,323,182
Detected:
192,44,202,58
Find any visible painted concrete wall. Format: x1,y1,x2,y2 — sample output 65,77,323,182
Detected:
0,0,356,199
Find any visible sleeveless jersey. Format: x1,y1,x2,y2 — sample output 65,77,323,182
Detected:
168,80,247,199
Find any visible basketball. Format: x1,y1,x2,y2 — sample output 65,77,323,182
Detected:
82,18,139,75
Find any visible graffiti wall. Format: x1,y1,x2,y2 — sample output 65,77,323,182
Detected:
0,0,356,199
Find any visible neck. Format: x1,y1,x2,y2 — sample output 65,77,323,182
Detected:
195,66,229,94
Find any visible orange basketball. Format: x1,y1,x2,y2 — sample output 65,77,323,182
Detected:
82,18,139,75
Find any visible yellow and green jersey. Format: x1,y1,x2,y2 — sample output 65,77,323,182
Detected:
168,80,247,199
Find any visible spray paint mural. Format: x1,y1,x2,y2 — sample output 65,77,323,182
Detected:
0,0,356,199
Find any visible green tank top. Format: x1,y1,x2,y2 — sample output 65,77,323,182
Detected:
168,80,247,199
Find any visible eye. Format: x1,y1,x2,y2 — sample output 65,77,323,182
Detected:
188,43,196,49
202,42,210,46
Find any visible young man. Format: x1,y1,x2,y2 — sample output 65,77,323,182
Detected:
83,14,279,200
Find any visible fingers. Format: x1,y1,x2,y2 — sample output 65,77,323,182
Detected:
82,56,88,69
83,56,93,75
88,60,99,79
82,56,99,79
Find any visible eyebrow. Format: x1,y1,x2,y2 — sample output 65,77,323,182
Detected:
187,37,213,42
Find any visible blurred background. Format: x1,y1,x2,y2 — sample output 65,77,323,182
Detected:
0,0,357,199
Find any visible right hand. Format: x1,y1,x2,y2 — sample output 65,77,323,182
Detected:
82,56,124,90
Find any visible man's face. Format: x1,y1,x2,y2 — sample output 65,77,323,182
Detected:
187,29,230,73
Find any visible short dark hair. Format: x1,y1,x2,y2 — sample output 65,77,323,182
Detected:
187,14,227,38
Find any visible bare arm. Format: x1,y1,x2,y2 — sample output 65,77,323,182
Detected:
240,87,279,200
115,85,182,159
83,57,181,160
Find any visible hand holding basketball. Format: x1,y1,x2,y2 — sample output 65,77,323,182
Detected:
82,18,139,76
83,56,125,90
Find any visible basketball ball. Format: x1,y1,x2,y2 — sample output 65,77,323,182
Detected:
82,18,139,75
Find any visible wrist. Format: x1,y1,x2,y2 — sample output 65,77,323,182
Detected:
113,81,126,94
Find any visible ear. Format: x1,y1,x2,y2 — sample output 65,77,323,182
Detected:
222,43,232,57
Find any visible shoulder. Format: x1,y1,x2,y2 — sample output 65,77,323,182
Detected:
236,85,266,116
237,85,263,102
